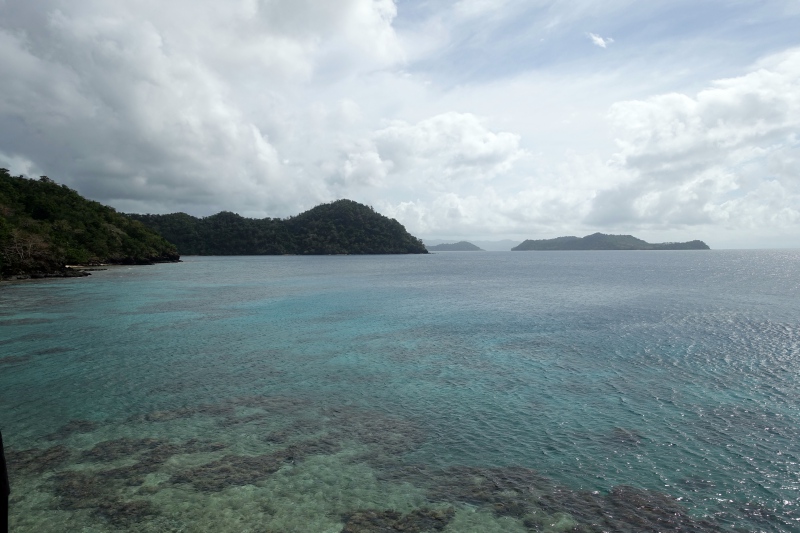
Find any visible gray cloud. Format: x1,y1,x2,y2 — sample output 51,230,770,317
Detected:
0,0,401,216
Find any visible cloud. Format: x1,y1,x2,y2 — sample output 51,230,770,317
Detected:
587,48,800,233
0,0,403,216
371,112,525,186
377,149,613,239
587,32,613,48
2,1,800,247
318,111,528,222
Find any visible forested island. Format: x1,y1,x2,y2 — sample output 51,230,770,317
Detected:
0,171,179,279
426,241,484,251
0,172,427,280
512,233,710,251
129,200,428,255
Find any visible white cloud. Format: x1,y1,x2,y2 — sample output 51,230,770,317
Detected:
371,112,525,187
588,48,800,234
587,32,613,48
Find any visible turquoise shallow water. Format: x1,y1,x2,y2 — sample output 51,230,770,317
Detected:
1,251,799,532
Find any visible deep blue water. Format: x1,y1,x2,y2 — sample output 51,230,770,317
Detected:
1,251,799,532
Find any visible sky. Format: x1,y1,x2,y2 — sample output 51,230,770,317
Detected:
1,0,799,249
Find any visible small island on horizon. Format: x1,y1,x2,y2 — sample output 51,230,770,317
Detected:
426,241,484,252
512,233,710,251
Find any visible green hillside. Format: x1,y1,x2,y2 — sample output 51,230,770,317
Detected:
129,200,428,255
512,233,710,251
0,171,179,278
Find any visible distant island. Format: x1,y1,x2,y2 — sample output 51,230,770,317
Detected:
425,239,518,251
426,241,484,252
0,171,179,280
512,233,710,251
129,200,428,256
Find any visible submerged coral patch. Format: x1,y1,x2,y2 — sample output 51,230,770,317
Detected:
604,485,723,532
6,395,725,532
170,453,286,492
6,445,72,475
51,470,156,526
387,464,727,532
79,437,227,485
230,394,310,412
416,465,553,509
216,412,267,428
81,437,166,462
33,346,74,356
93,498,155,526
5,396,732,532
322,406,427,460
45,419,99,441
127,403,236,423
534,483,725,532
341,507,455,532
608,427,644,447
0,355,31,366
45,436,227,527
263,418,325,444
52,470,112,510
170,437,340,492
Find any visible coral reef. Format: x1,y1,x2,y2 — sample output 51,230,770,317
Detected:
341,508,455,532
6,445,71,475
389,465,725,532
4,395,732,531
51,470,155,526
0,355,31,366
45,419,99,441
170,438,339,492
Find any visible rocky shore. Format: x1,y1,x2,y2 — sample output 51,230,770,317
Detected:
1,257,180,282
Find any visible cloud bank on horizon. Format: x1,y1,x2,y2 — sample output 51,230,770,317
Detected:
1,0,799,248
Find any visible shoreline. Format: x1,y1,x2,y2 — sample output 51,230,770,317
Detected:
0,259,181,284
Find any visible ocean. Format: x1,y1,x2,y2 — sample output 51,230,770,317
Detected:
1,251,799,532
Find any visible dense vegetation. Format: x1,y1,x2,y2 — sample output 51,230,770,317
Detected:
129,200,428,255
426,241,484,251
0,171,179,278
512,233,710,251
